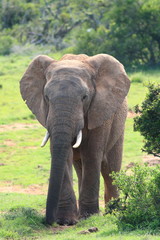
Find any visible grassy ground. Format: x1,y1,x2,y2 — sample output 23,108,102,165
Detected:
0,52,160,239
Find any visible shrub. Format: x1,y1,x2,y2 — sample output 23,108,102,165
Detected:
74,26,110,56
106,164,160,231
134,83,160,157
0,36,14,55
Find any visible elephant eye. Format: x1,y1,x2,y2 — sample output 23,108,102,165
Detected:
82,95,87,101
44,94,49,102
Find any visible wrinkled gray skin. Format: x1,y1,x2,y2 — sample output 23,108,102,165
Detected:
20,54,130,226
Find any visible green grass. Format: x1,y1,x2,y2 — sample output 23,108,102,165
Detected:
128,70,160,110
0,193,46,212
0,53,160,239
123,118,144,166
0,127,50,186
0,201,160,240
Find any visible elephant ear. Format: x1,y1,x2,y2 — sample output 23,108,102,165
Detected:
87,54,130,129
20,55,54,127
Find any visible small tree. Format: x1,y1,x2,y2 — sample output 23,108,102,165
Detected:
134,83,160,157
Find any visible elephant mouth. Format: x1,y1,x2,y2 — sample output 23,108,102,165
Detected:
41,130,82,148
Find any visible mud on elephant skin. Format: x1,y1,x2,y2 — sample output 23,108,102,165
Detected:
20,53,130,225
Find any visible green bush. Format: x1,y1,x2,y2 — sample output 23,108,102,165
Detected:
75,26,109,56
134,83,160,157
0,35,14,55
106,164,160,231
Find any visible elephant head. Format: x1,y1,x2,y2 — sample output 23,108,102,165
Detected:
20,53,130,225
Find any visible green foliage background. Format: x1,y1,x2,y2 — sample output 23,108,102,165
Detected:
0,0,160,67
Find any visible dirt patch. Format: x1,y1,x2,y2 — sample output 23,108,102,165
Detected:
0,163,5,166
3,139,16,146
0,184,48,195
126,155,160,169
125,162,136,169
22,146,38,149
0,122,40,132
143,155,160,166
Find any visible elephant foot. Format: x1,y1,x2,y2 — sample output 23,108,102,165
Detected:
79,203,99,219
56,207,78,226
56,217,78,226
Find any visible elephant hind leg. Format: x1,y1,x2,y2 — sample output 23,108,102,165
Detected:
102,171,119,204
101,134,123,204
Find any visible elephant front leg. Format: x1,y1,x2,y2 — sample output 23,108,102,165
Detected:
56,155,78,225
78,149,102,219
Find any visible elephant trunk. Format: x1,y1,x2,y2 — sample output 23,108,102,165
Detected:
45,105,76,225
46,139,71,225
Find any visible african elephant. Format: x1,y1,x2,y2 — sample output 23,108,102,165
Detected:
20,53,130,226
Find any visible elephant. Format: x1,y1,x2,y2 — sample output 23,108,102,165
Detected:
20,53,130,226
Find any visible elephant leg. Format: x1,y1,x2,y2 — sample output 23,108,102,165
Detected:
101,134,123,205
79,130,104,219
79,157,102,218
56,151,78,225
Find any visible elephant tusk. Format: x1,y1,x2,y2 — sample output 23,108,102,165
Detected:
72,130,82,148
41,131,50,147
